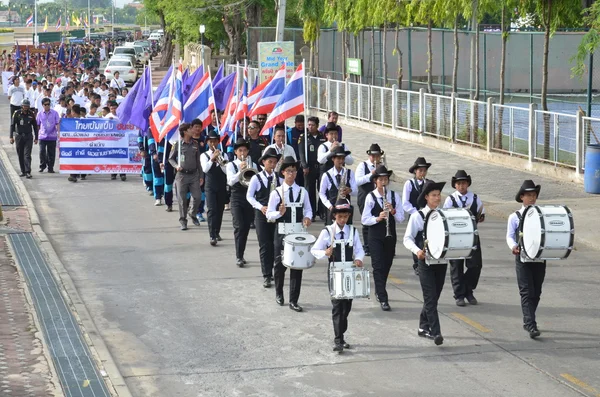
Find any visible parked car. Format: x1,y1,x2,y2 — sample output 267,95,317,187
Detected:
148,33,162,41
125,44,150,64
104,58,138,84
111,46,142,66
110,54,138,70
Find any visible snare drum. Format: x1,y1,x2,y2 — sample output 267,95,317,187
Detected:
520,205,574,260
282,233,316,270
425,208,477,260
330,267,371,299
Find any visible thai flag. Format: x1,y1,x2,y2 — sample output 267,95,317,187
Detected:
249,65,286,118
149,71,174,142
247,74,272,114
158,64,183,143
261,63,304,135
220,78,238,142
26,14,34,27
234,66,248,122
183,71,215,129
55,16,61,30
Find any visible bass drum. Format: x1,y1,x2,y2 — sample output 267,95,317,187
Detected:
282,233,316,270
520,205,574,260
425,208,477,260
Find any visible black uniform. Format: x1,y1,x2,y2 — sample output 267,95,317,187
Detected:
323,170,354,226
406,178,430,268
203,151,228,240
10,109,38,175
229,161,254,260
299,132,326,217
357,162,375,253
248,136,268,170
161,141,175,208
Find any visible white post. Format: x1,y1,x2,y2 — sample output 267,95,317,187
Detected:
391,84,398,132
34,0,38,47
275,0,287,41
450,92,456,142
111,0,114,38
326,76,331,112
419,88,425,134
528,103,537,164
486,97,493,152
87,0,90,38
344,78,350,121
576,111,583,174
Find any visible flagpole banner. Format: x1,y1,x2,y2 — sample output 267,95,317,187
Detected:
257,41,295,83
58,119,143,174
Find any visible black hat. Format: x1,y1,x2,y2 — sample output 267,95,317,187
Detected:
259,147,281,164
233,138,250,150
331,198,353,215
206,129,220,140
417,180,446,209
370,165,393,182
21,99,30,106
451,170,472,188
515,180,541,203
279,156,300,176
409,157,432,174
325,122,338,133
366,143,384,155
330,145,351,158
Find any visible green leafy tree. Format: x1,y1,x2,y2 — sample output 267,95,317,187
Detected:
297,0,324,74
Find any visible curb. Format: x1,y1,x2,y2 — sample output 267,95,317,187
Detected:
0,142,133,397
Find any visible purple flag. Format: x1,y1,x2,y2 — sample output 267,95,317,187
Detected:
153,65,173,107
212,63,224,88
182,68,189,86
183,65,204,105
213,72,236,111
129,67,153,133
116,67,148,124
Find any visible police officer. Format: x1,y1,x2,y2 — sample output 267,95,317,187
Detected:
247,121,268,170
298,116,326,219
10,99,38,179
168,123,203,230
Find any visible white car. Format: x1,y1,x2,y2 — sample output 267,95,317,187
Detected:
104,58,138,84
148,33,162,41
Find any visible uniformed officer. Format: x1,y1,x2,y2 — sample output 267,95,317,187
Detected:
403,180,447,346
201,130,228,246
298,116,326,220
246,148,282,288
361,165,404,311
355,144,384,256
246,120,268,170
266,156,313,312
311,198,365,353
443,170,485,307
168,123,203,230
10,99,38,179
319,146,357,225
227,138,257,267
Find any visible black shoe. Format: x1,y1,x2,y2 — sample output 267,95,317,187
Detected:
289,303,303,312
210,239,217,246
433,335,444,345
120,175,127,181
342,342,351,349
48,169,55,173
236,258,244,267
418,328,433,339
165,206,173,212
68,176,77,182
276,295,284,306
192,217,200,226
241,258,247,264
111,175,117,180
80,175,86,180
180,221,188,231
455,298,466,307
365,251,371,257
528,327,541,339
263,278,272,288
216,234,223,241
380,302,391,311
333,344,343,353
19,173,26,177
375,295,380,303
25,173,32,179
466,294,478,305
39,167,45,172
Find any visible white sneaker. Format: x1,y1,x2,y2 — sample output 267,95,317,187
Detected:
154,199,162,206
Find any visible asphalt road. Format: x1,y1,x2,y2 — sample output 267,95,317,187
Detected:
2,102,599,396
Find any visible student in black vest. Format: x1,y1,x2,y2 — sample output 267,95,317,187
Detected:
319,146,357,225
316,123,354,178
506,180,545,339
443,170,486,307
361,165,404,311
403,181,447,346
354,143,384,256
200,130,228,246
311,198,365,353
266,156,313,312
246,148,282,288
227,138,258,267
402,157,432,276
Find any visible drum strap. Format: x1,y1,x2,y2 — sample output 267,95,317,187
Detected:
327,225,355,264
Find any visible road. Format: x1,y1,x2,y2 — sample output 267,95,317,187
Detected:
2,100,600,396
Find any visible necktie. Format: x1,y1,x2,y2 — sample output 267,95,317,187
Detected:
335,174,342,186
267,175,272,187
339,230,344,240
460,196,467,208
289,187,294,202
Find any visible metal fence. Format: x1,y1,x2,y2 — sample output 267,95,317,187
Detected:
226,65,598,174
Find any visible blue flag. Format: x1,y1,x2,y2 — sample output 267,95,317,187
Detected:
129,67,153,133
57,44,65,66
153,65,172,107
183,64,204,105
213,72,236,112
116,67,146,124
212,63,224,88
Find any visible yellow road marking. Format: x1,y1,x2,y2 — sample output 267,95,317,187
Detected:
388,275,404,285
560,373,600,396
450,312,492,333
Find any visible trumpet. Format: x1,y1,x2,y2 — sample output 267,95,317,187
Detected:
378,153,388,168
210,142,229,166
239,155,258,188
274,145,284,173
267,169,278,223
337,167,348,201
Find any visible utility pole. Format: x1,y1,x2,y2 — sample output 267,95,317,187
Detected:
34,0,38,47
469,0,478,98
111,0,114,38
275,0,286,42
87,0,91,39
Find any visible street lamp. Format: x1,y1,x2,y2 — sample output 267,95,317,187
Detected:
199,24,205,66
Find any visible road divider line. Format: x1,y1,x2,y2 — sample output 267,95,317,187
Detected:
388,275,404,285
450,312,492,333
560,373,600,396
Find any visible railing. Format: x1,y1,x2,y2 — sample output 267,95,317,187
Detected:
226,65,598,174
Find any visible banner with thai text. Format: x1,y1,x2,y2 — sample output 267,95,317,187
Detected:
58,118,142,174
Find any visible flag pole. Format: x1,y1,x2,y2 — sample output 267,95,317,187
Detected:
243,59,247,139
302,59,307,175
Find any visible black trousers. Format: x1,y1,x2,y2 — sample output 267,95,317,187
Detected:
254,210,276,279
274,233,303,303
205,187,227,239
515,258,546,328
368,232,396,302
15,134,33,174
357,195,369,253
10,105,19,123
418,261,448,336
231,199,253,259
304,168,320,216
39,140,57,171
449,244,483,299
332,299,352,345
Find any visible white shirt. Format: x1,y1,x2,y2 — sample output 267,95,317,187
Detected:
443,191,485,215
54,104,67,118
104,113,118,119
403,205,433,255
226,158,258,186
200,149,227,174
8,85,25,106
35,95,51,110
110,77,125,90
264,143,296,160
51,84,62,99
246,170,281,210
24,87,35,103
317,141,354,165
506,206,526,251
402,178,427,214
319,167,357,210
266,183,313,222
355,160,377,186
311,224,365,262
361,188,404,226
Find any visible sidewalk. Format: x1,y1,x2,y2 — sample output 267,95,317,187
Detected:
316,110,600,250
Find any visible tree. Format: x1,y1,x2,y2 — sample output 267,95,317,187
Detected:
297,0,325,74
572,0,599,78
